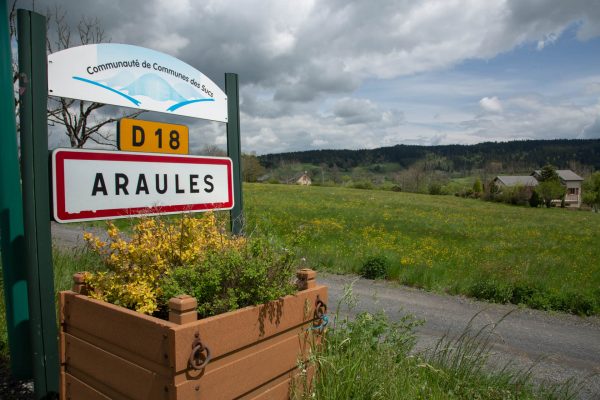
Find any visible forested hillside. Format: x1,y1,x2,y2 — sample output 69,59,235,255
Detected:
259,139,600,172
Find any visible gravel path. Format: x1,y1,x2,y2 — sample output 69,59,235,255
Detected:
321,273,600,400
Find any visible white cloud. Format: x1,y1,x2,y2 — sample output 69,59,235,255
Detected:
584,82,600,95
479,96,503,113
537,32,559,50
147,33,190,56
464,94,600,142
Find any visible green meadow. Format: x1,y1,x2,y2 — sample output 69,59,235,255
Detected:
0,183,595,398
244,183,600,315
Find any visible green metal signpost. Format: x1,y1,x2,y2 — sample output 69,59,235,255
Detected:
17,9,60,398
0,0,33,380
226,73,244,235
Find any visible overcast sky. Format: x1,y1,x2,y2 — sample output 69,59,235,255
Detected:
31,0,600,154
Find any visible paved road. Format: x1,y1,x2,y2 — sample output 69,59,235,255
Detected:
50,223,600,399
320,273,600,400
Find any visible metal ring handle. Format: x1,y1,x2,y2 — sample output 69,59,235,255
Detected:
189,342,211,371
315,299,327,319
312,297,328,332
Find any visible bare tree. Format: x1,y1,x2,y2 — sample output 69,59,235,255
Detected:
45,5,143,148
10,2,142,147
9,1,20,120
196,144,227,157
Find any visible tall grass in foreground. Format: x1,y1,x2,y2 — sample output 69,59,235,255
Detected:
0,247,101,358
294,285,580,400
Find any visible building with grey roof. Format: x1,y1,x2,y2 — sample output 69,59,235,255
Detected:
494,176,539,187
493,169,583,208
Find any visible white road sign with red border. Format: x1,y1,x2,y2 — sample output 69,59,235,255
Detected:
51,148,234,222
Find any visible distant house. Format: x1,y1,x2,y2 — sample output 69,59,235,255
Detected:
492,169,583,208
493,175,538,189
296,171,312,186
532,169,584,207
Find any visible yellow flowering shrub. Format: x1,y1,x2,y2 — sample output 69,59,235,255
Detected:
83,213,245,315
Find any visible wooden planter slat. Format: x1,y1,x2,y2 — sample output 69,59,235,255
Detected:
60,270,327,400
62,327,173,377
65,333,169,400
240,375,293,400
62,373,113,400
60,291,174,367
169,285,326,372
181,324,306,379
236,370,298,400
174,329,307,399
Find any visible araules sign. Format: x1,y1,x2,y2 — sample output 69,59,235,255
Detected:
52,149,234,222
48,43,228,122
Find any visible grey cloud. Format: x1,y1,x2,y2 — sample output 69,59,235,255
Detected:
429,134,447,146
332,97,404,126
580,117,600,139
241,92,287,118
274,84,317,102
39,0,600,154
506,0,600,41
332,97,379,124
273,61,360,102
45,0,600,89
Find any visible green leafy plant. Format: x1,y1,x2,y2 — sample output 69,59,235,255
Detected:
352,180,374,190
159,237,296,318
536,165,566,208
537,180,566,208
360,255,390,279
472,178,483,194
428,182,443,195
468,279,599,316
82,213,297,317
582,171,600,212
529,190,541,207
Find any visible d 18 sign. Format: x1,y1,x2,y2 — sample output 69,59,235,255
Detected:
51,148,234,223
117,118,189,154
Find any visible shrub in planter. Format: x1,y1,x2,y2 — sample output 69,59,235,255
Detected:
159,237,296,318
63,214,328,400
82,213,289,316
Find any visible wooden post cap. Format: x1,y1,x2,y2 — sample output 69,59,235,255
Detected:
169,295,198,324
297,269,316,280
72,272,86,284
296,269,317,290
72,272,89,295
168,295,198,312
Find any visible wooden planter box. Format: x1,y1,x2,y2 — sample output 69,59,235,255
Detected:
59,269,327,400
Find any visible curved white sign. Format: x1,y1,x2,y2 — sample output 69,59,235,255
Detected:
48,44,228,122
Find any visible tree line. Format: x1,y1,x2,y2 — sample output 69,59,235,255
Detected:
259,139,600,173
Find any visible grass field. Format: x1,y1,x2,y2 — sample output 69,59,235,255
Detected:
244,183,600,315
